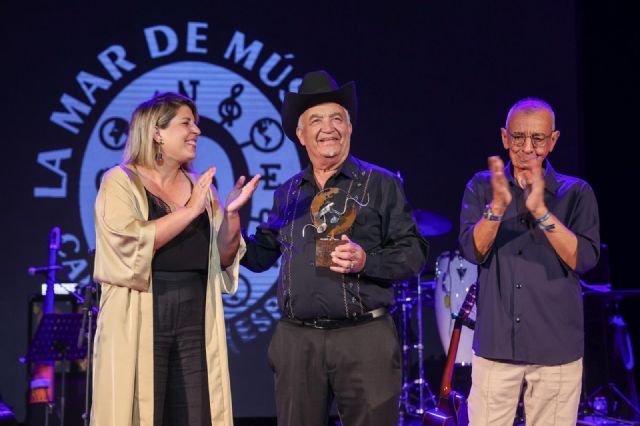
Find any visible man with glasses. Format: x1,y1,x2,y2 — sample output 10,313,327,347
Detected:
459,98,600,425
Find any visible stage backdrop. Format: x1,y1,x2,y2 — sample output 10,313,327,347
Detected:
2,1,582,420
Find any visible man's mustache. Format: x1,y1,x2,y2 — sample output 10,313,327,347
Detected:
315,129,343,141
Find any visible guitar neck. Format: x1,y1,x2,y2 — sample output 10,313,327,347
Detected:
437,323,462,409
436,282,477,410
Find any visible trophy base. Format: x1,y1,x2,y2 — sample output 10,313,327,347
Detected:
315,238,346,267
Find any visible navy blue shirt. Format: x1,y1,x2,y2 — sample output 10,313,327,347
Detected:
459,161,600,365
242,155,429,320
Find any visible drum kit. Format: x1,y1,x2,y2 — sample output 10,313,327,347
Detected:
394,209,478,419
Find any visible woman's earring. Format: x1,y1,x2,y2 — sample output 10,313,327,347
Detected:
155,139,164,161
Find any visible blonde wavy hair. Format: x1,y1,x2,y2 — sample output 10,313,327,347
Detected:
123,92,198,168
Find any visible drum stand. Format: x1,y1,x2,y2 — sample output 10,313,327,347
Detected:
396,274,437,419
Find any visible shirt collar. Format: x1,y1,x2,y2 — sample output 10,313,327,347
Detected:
300,155,359,186
504,159,561,194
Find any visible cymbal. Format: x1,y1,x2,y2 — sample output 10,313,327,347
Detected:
413,209,453,237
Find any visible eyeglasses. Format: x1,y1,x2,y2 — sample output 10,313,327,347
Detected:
506,130,554,148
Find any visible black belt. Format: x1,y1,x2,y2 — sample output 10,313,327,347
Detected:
282,307,388,329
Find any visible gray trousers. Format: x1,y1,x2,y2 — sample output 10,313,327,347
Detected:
268,315,402,426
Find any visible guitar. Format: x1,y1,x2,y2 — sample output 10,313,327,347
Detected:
423,281,477,426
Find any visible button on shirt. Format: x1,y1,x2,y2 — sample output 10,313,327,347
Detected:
459,161,600,365
242,155,429,320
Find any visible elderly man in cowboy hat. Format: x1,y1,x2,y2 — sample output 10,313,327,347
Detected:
241,70,428,425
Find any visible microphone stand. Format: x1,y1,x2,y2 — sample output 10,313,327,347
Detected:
28,227,61,425
77,283,95,426
42,266,98,426
79,248,97,426
34,248,98,426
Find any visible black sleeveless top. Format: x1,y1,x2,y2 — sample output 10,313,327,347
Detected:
146,182,211,273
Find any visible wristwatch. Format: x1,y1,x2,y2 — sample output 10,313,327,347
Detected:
483,204,503,221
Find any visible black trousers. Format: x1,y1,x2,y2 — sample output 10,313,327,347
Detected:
153,271,211,426
267,315,402,426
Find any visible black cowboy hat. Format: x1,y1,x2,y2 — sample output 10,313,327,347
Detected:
281,70,357,142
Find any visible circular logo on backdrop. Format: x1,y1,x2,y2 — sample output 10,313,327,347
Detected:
79,61,301,347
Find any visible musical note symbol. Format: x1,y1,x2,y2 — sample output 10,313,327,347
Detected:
219,84,244,127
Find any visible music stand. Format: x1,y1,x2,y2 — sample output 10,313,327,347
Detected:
23,313,91,426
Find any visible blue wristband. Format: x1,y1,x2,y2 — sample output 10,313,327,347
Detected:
539,222,556,231
535,211,555,231
534,211,551,223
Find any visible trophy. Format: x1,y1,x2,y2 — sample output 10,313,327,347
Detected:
303,188,360,267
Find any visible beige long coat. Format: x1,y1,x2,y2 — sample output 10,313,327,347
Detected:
91,163,243,426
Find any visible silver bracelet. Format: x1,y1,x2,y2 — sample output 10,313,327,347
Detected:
483,204,502,222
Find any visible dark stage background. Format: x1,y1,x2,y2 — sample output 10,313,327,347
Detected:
1,0,638,423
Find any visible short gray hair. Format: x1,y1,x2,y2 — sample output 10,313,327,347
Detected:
505,97,556,130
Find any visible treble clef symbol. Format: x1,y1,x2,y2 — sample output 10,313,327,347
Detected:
219,83,244,127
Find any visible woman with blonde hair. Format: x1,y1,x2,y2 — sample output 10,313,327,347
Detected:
91,92,260,425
